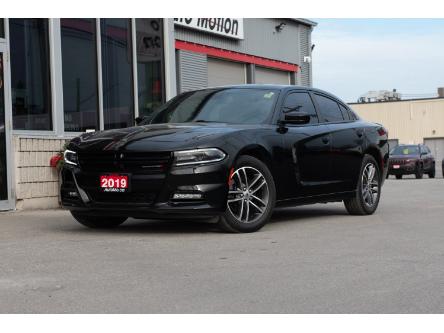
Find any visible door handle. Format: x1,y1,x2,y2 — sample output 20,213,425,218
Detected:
322,137,330,144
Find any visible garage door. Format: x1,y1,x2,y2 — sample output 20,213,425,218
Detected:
424,138,444,178
388,139,399,152
207,58,245,87
255,66,290,85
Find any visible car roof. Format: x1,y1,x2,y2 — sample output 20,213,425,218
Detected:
205,84,348,106
204,84,336,95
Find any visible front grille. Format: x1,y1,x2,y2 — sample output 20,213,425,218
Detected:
87,191,156,205
78,151,172,174
389,159,410,165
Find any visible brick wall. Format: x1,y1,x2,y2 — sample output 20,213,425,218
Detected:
13,136,67,210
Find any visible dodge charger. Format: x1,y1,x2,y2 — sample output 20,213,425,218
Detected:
61,85,389,232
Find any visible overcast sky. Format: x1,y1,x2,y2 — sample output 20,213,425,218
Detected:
311,19,444,103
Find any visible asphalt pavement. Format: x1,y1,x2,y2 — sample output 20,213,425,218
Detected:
1,177,443,313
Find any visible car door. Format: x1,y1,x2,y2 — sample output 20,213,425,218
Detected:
312,93,363,193
279,90,333,198
427,146,435,171
421,145,433,172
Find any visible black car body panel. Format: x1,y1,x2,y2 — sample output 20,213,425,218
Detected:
61,85,389,218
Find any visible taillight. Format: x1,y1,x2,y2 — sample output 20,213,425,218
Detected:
378,127,387,136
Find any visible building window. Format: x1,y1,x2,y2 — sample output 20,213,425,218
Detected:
0,19,5,39
61,18,99,132
101,19,134,130
10,19,52,131
136,19,165,117
0,54,8,200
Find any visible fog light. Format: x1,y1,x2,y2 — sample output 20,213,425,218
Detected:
68,191,79,197
172,193,203,200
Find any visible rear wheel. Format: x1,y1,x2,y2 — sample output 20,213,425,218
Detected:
395,175,402,179
70,211,127,229
428,165,435,178
218,156,276,233
344,155,381,215
415,164,424,179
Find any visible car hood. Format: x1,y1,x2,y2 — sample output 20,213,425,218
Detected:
68,123,251,152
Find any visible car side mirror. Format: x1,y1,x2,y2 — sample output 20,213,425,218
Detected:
282,111,311,125
135,116,147,125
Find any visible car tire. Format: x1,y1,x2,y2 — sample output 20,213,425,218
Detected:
415,164,424,179
70,211,127,229
428,166,435,178
218,155,276,233
395,175,402,179
344,154,381,215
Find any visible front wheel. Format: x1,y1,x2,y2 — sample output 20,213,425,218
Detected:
344,154,381,215
218,156,276,233
70,211,127,229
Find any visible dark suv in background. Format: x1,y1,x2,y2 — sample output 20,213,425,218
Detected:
388,144,435,179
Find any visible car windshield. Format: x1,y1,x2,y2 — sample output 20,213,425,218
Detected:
145,88,279,125
390,145,419,155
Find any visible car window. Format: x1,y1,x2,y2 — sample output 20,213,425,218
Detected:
391,145,420,155
282,92,318,124
150,88,279,125
348,108,359,120
314,94,344,122
339,104,351,121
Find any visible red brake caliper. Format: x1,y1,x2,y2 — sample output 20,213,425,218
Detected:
228,167,235,188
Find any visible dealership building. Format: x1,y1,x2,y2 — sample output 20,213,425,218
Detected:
0,18,316,210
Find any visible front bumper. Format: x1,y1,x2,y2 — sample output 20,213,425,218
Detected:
61,161,230,218
388,163,416,175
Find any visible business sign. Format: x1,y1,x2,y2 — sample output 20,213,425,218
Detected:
136,18,163,62
174,18,244,40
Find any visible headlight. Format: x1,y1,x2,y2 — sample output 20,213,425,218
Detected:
173,148,226,166
64,149,78,166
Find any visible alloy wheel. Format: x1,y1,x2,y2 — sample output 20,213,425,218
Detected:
361,162,379,207
227,166,269,224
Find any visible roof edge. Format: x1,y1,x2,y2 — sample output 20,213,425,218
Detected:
349,96,444,105
289,18,318,27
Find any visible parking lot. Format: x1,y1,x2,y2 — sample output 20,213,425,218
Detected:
1,177,443,313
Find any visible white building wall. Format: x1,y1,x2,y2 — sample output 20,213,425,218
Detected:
351,98,444,144
13,136,67,209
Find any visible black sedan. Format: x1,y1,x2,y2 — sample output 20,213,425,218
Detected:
61,85,389,233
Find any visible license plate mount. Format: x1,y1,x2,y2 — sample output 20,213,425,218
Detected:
100,174,130,193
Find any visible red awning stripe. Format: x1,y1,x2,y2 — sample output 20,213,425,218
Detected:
175,40,299,72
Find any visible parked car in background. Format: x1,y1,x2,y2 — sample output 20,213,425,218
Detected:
388,144,435,179
442,159,444,178
61,85,389,233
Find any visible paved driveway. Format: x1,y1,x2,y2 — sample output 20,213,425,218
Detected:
1,178,443,313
